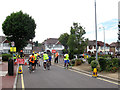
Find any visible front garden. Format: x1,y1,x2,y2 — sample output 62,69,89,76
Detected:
70,55,120,73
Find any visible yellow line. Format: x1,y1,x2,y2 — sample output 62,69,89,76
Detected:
97,77,120,86
56,65,120,86
21,65,25,89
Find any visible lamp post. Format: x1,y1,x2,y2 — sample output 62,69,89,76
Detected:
99,26,105,54
94,0,98,61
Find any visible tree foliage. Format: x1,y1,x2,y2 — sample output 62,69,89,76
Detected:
2,11,36,52
59,33,69,52
67,22,88,58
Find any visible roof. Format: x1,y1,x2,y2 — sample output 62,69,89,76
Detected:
0,36,6,43
110,42,120,47
33,47,42,52
88,40,110,47
43,38,61,45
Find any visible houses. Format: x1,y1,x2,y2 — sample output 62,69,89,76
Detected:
40,38,64,54
110,42,120,55
0,36,10,54
0,36,33,54
87,40,110,55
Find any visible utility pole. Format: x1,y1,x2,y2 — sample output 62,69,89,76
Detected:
94,0,98,61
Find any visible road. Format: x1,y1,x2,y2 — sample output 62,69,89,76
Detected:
16,61,119,89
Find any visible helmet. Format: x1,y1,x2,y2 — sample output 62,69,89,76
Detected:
44,51,46,53
32,53,34,55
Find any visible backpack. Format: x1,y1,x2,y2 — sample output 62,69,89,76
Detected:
31,57,34,61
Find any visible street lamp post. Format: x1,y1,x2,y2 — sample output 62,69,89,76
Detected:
103,27,105,54
94,0,98,61
99,26,106,54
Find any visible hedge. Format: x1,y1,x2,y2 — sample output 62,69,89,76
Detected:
2,54,12,61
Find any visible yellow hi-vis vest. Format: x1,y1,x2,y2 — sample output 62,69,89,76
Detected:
64,54,69,60
43,54,48,60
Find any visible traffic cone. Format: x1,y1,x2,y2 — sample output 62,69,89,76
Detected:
18,65,23,74
14,62,17,65
92,68,97,78
24,62,27,65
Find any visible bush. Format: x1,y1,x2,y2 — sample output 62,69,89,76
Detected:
75,59,82,66
111,58,120,68
105,60,113,72
2,54,12,61
98,57,107,71
111,67,118,73
70,60,75,66
87,57,95,64
91,60,98,71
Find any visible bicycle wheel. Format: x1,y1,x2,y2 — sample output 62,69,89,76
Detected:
47,62,50,70
29,65,32,73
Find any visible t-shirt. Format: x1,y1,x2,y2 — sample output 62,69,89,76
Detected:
48,56,51,61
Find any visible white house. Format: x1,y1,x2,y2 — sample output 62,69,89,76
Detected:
0,36,33,54
42,38,64,54
87,40,110,55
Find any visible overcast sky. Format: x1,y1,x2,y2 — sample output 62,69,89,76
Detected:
0,0,119,44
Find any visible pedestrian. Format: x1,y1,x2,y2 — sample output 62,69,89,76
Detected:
55,52,59,63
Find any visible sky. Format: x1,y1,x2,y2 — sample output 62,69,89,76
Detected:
0,0,119,44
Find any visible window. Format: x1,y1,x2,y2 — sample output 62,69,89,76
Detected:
3,43,9,47
89,45,92,49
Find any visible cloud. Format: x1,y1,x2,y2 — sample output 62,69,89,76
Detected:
85,19,118,44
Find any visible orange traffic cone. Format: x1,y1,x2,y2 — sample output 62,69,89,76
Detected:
14,62,17,65
24,62,27,65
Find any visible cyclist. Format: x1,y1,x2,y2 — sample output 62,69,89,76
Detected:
34,52,38,69
48,54,52,66
29,53,35,72
43,51,49,70
64,53,72,69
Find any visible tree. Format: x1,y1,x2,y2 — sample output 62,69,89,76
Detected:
67,22,88,58
34,41,38,47
2,11,36,52
59,33,69,52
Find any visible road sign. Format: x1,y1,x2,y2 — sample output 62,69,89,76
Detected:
11,41,15,47
10,47,16,52
17,58,24,64
52,49,56,53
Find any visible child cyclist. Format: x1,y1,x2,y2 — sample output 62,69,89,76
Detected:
64,53,72,69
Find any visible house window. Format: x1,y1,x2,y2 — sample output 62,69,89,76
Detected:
101,46,103,50
89,45,92,49
3,43,9,47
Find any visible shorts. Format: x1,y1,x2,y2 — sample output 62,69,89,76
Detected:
30,62,35,66
64,60,69,63
35,60,38,64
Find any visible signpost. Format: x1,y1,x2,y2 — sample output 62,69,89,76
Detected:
10,47,16,52
52,49,56,53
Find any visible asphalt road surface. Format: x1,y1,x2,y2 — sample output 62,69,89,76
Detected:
16,62,119,89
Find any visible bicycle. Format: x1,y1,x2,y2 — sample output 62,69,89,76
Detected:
64,60,72,69
46,61,50,70
29,64,32,73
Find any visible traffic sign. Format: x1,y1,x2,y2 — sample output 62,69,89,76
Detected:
10,47,16,52
17,58,24,64
11,41,15,47
52,49,56,53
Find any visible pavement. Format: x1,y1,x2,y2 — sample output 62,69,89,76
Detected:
0,61,18,89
